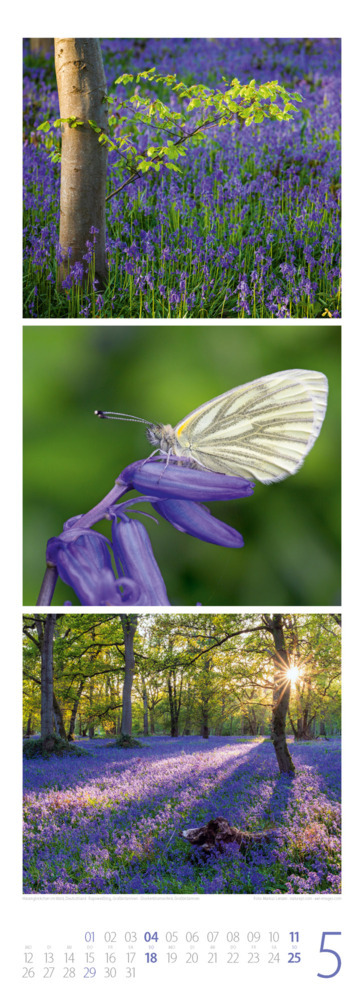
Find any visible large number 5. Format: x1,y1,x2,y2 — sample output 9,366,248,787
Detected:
317,932,342,978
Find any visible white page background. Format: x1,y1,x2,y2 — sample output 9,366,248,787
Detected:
3,2,361,994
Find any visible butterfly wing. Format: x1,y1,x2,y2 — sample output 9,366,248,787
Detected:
173,369,328,484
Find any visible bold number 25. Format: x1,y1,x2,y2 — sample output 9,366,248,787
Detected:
317,932,342,978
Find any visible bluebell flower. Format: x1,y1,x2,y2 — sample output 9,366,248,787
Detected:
111,513,170,605
38,458,254,607
151,499,244,547
121,458,254,502
46,523,124,606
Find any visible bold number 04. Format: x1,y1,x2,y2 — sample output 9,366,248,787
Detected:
317,932,342,978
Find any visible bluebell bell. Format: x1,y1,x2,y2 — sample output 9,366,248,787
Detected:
111,513,170,605
46,523,124,606
151,499,244,547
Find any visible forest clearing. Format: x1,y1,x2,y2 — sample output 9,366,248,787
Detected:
23,613,341,895
23,735,340,895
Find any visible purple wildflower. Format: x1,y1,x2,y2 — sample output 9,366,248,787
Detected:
23,736,341,895
151,499,244,546
46,523,124,606
39,458,254,606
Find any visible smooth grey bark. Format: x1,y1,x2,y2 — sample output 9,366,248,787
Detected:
54,38,108,287
121,616,138,737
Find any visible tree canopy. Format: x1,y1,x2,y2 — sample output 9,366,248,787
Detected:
23,613,341,753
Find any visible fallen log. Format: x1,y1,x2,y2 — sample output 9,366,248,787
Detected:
181,816,278,855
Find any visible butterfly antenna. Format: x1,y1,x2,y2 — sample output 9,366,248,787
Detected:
94,410,153,426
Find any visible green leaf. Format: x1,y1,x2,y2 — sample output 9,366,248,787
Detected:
136,67,156,81
89,121,102,134
239,106,254,119
226,100,240,113
115,73,134,85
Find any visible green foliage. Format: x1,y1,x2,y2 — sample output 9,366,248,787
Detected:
23,614,341,743
37,70,302,199
23,735,89,758
114,734,143,748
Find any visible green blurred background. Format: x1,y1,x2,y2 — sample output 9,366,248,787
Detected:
23,325,341,606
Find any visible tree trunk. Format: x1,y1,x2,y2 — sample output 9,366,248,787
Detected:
121,615,138,737
68,680,84,740
30,39,53,56
142,686,149,735
40,614,56,749
54,38,108,288
183,685,192,735
266,614,295,774
200,655,211,739
319,720,329,739
167,673,181,737
88,680,95,737
53,693,67,740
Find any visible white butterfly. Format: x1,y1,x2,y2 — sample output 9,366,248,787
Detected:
95,368,328,485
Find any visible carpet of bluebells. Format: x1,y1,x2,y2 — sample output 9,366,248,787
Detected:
23,735,341,894
23,38,341,319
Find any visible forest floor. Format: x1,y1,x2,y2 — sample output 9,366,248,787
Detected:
24,38,341,319
23,735,341,894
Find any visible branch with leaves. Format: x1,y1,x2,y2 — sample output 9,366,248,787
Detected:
38,68,303,199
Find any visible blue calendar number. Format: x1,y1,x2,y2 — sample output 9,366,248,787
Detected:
317,932,341,978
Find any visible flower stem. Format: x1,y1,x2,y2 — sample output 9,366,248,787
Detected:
37,565,59,606
73,482,129,529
